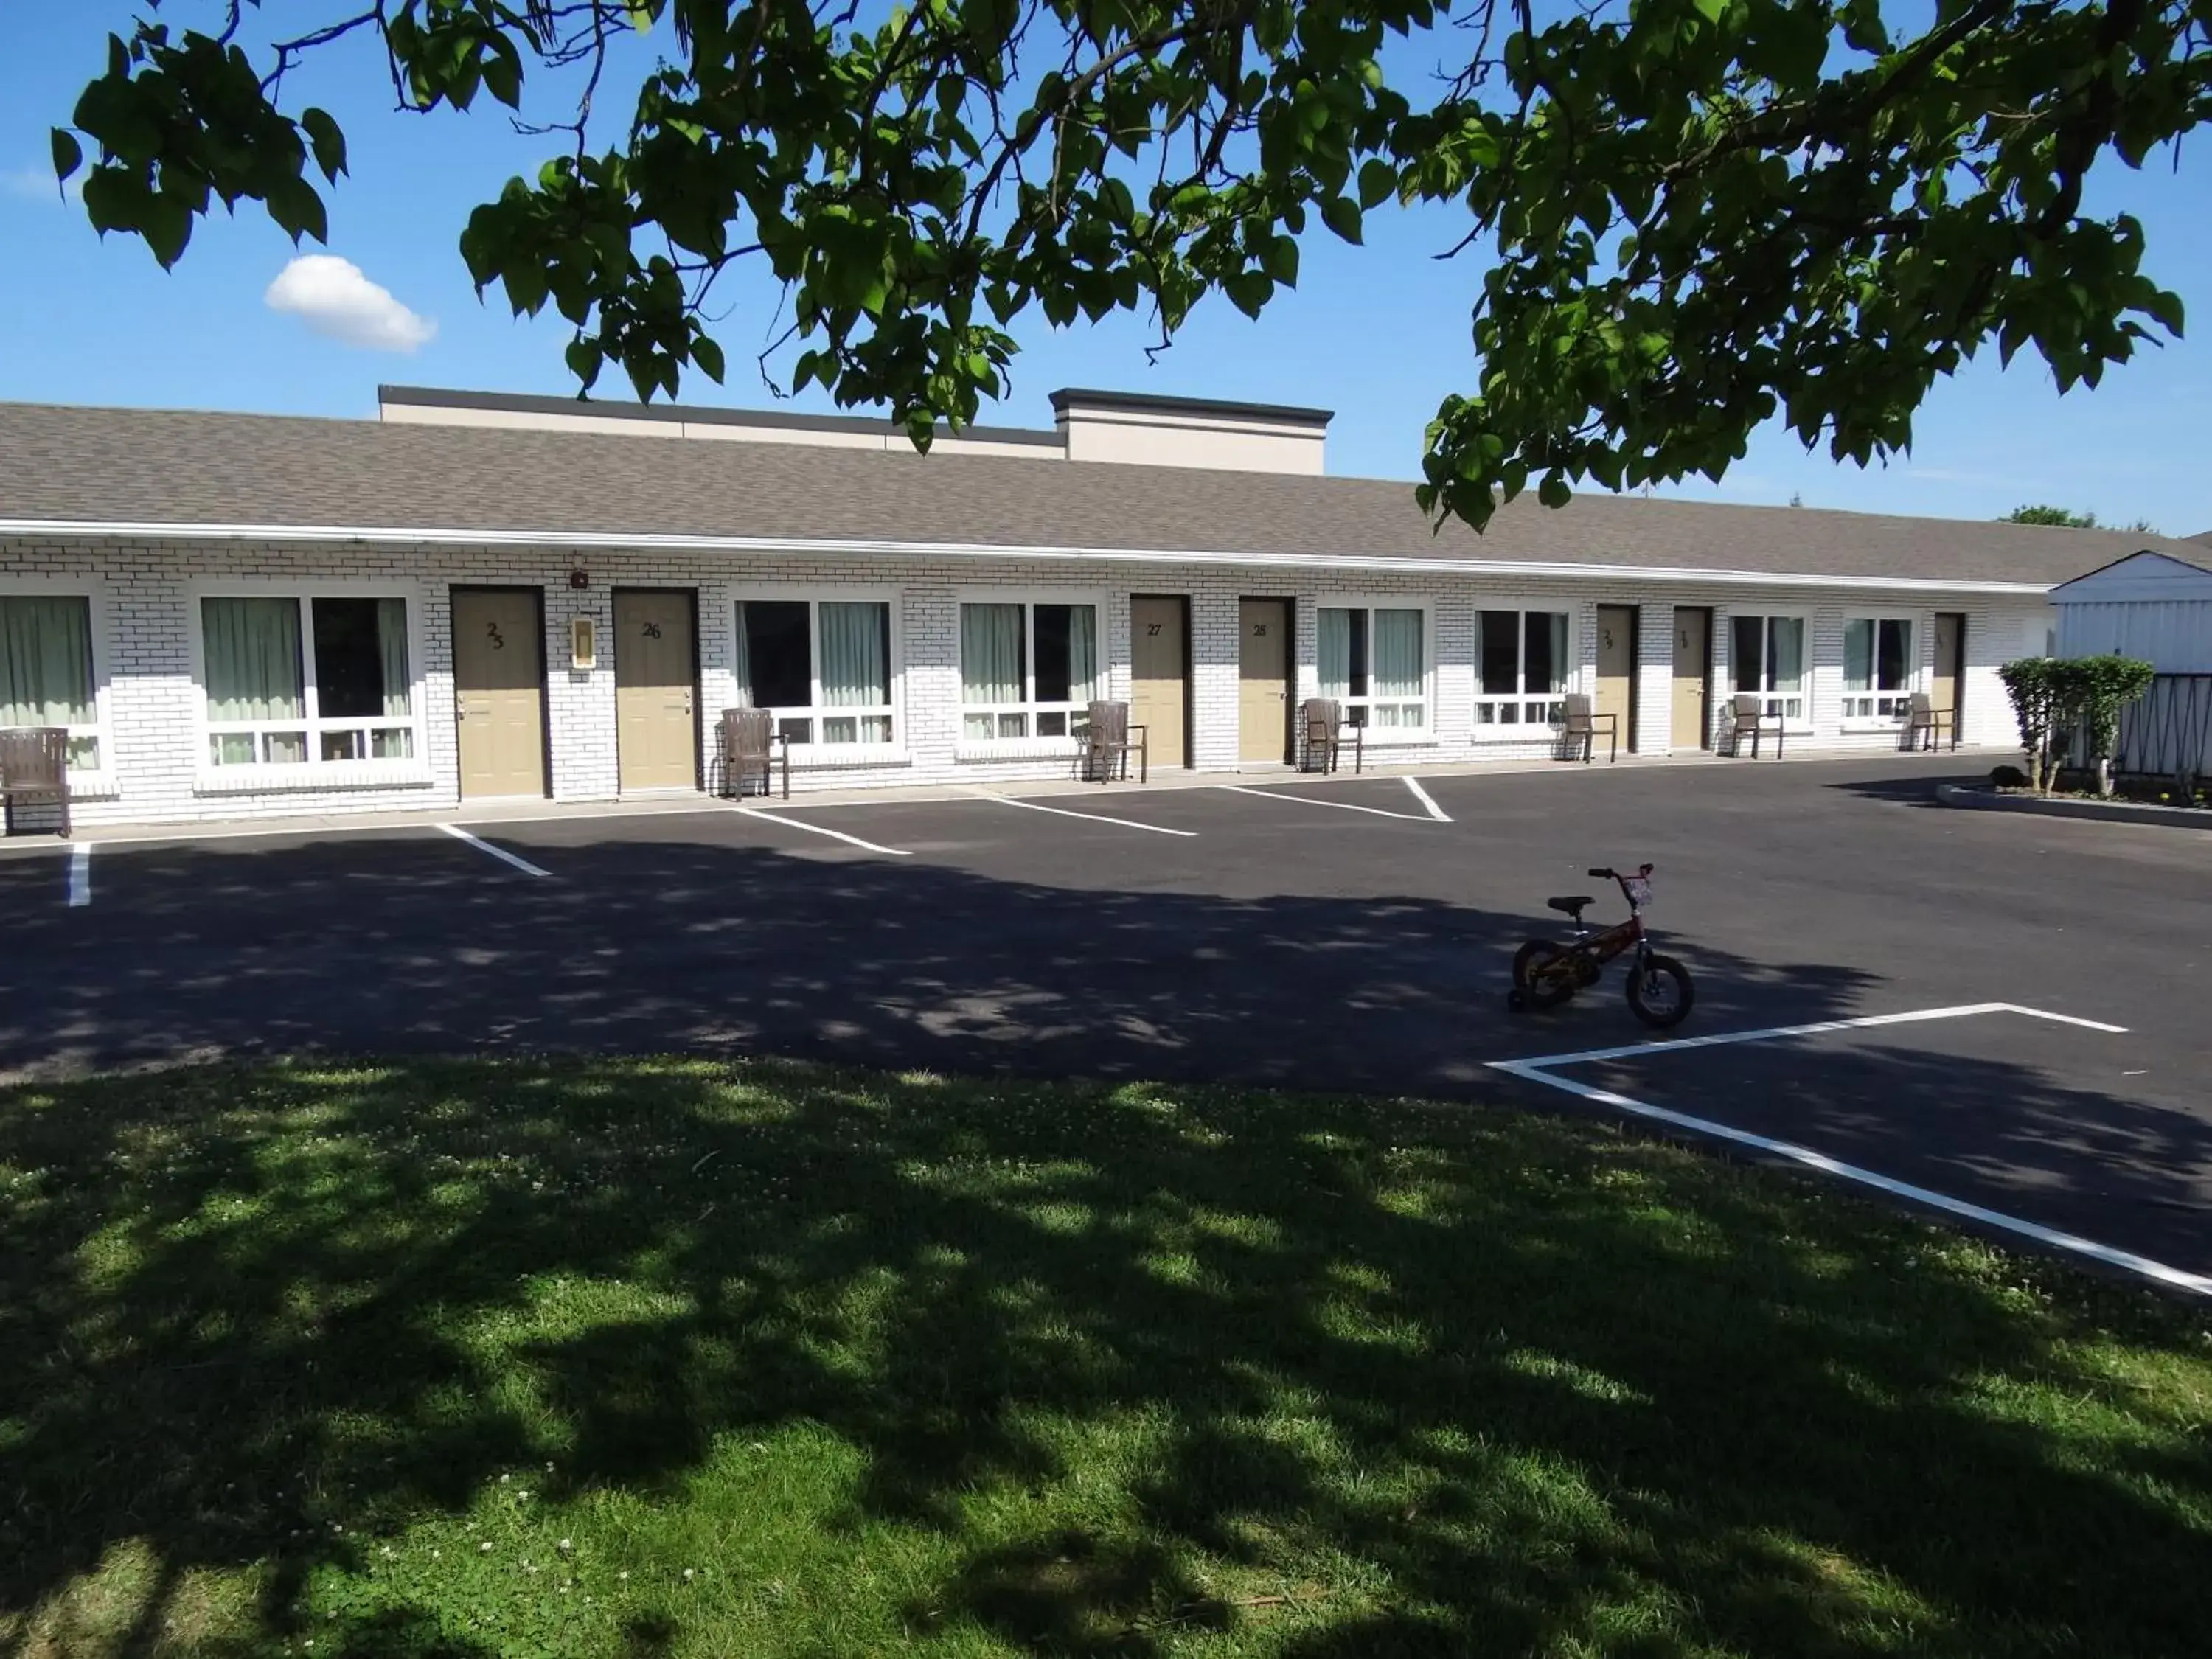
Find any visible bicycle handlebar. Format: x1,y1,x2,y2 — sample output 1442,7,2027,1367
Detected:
1587,863,1656,880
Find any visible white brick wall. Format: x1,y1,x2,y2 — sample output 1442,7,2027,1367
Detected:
0,532,2053,828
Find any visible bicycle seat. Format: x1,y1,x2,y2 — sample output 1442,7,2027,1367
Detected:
1546,895,1595,917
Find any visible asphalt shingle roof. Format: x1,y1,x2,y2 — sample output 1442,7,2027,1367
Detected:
1,398,2191,588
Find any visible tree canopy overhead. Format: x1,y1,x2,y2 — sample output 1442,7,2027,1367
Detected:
49,0,2210,529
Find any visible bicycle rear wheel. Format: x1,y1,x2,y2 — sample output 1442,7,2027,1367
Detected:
1513,939,1578,1009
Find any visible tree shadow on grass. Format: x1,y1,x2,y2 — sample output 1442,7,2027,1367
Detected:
1,1043,2208,1657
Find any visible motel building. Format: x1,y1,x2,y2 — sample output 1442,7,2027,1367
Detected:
0,383,2191,832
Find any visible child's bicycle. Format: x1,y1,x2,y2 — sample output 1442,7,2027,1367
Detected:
1507,863,1695,1029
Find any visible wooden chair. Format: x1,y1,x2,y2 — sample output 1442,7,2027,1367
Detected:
1722,692,1785,758
1559,693,1618,764
1085,700,1148,783
0,727,72,838
718,707,789,800
1299,698,1363,774
1905,692,1957,752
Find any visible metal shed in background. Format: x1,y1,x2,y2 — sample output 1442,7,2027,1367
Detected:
2051,547,2212,779
2052,548,2212,669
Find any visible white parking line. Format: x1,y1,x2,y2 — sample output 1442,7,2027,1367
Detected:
739,807,911,857
67,843,91,908
1402,776,1452,822
1503,1002,2127,1072
1487,1004,2208,1300
436,823,552,877
962,788,1196,837
1217,785,1433,822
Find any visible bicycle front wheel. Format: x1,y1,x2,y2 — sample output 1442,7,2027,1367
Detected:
1626,953,1694,1029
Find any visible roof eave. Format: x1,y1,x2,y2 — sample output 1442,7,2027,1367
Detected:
0,518,2059,596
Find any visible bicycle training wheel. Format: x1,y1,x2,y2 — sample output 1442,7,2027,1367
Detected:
1626,954,1694,1029
1512,940,1578,1009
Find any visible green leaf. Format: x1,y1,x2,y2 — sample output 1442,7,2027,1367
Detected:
1223,271,1272,319
140,192,192,268
299,108,348,184
691,334,726,383
565,337,605,391
1538,473,1572,509
1261,234,1299,286
1320,195,1363,246
1357,157,1397,211
49,128,82,187
265,175,328,245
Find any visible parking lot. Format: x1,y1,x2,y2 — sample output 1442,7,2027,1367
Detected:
3,752,2208,1289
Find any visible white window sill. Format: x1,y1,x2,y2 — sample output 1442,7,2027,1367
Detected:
1471,728,1565,741
195,765,437,797
1347,731,1438,748
787,746,912,771
1840,719,1910,734
956,738,1085,763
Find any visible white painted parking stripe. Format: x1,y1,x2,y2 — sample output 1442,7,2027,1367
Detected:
1217,785,1433,822
1994,1003,2132,1034
67,843,91,908
1402,776,1451,822
1496,1002,2126,1072
962,788,1196,837
436,823,552,877
1490,1057,2211,1300
739,807,911,857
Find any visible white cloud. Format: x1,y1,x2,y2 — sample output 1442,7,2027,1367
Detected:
265,254,436,352
1,163,83,202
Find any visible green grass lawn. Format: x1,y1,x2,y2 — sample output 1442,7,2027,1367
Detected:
1,1058,2207,1658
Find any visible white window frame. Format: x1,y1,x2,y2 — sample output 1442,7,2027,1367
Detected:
1472,602,1576,734
1727,611,1812,726
187,580,430,792
1311,597,1436,740
0,577,117,797
1840,613,1921,726
954,588,1107,754
728,588,905,759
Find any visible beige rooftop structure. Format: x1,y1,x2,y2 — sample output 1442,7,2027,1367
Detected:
376,383,1332,474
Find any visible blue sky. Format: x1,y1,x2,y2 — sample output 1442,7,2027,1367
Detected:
4,5,2210,536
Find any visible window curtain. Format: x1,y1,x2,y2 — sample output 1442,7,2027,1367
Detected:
1770,617,1806,692
202,597,304,720
731,604,753,704
821,602,888,706
1843,619,1874,691
961,604,1023,703
1877,620,1911,690
375,598,412,717
1317,608,1353,699
0,596,96,728
1732,615,1764,693
1545,613,1570,694
1374,609,1423,700
1065,605,1098,703
1478,611,1519,696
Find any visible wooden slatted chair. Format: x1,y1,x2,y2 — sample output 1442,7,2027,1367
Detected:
1085,700,1149,783
1299,698,1363,774
1905,692,1957,752
0,727,72,838
1559,693,1619,764
719,707,789,800
1721,692,1785,758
